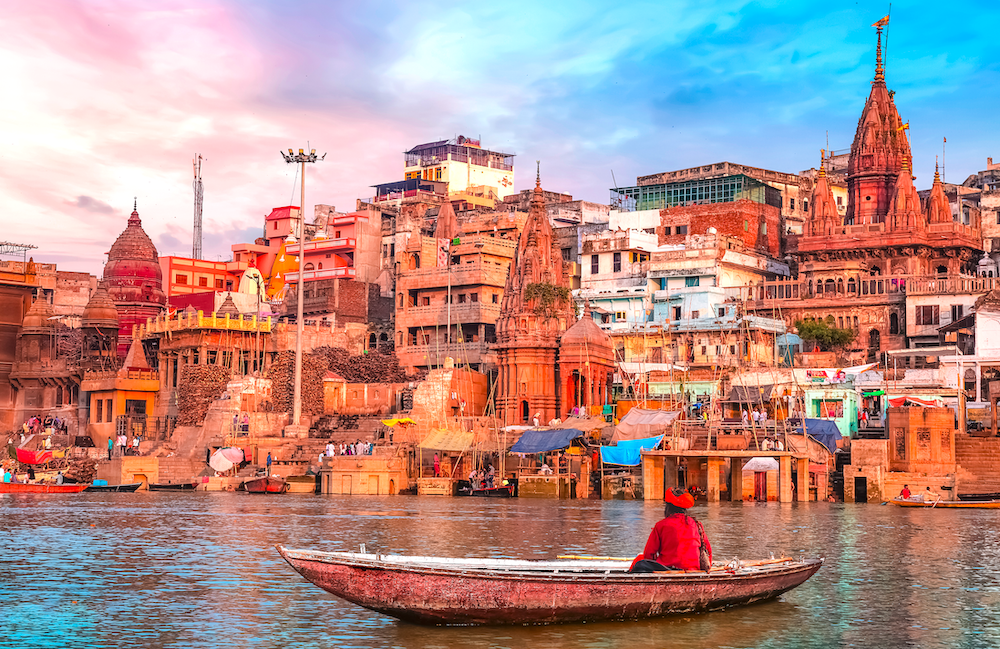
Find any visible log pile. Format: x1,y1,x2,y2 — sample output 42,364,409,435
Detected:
269,351,327,414
314,346,413,383
177,365,231,425
64,457,97,484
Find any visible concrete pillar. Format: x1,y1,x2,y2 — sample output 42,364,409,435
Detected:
796,457,809,502
642,454,663,500
731,457,746,501
664,457,680,492
706,457,724,502
778,455,793,502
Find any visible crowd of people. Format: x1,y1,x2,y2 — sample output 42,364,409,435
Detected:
320,440,374,461
21,415,69,436
107,432,142,459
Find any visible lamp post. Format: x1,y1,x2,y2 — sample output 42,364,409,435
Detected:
280,147,324,427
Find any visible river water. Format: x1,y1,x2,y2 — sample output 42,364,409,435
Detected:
2,493,1000,649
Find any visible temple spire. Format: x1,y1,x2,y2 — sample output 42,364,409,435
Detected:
535,160,540,187
819,149,827,178
872,15,889,83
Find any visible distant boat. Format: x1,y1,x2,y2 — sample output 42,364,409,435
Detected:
148,482,199,491
471,485,514,498
891,498,1000,508
277,546,823,626
84,482,144,493
244,476,289,494
0,482,89,494
957,492,1000,501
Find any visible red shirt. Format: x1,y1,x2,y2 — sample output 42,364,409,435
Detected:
642,513,712,570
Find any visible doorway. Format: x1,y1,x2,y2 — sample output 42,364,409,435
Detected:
754,472,767,501
854,476,868,503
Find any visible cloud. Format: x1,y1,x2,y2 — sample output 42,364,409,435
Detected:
66,195,116,215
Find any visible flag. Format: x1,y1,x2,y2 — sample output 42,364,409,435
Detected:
872,15,889,27
437,239,450,267
943,137,947,143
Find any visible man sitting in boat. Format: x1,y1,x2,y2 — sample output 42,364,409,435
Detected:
629,488,712,572
922,486,940,503
899,484,911,500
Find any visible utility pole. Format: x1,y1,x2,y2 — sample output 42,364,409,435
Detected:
280,147,324,427
192,154,204,259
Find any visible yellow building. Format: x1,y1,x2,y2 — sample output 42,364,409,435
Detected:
80,338,159,447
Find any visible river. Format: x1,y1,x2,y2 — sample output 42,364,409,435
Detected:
2,493,999,648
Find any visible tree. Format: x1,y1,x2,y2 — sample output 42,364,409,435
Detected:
795,316,856,351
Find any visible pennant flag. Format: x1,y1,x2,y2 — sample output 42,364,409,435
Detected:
872,15,889,27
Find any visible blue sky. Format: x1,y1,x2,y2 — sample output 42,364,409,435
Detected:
2,0,998,272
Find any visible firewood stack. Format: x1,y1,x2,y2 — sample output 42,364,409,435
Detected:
64,457,97,484
177,365,231,425
314,346,415,383
269,350,327,414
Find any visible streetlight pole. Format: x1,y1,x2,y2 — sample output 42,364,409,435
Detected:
280,147,324,428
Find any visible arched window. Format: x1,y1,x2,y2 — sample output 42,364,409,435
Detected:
838,317,844,329
848,278,857,294
936,265,948,276
824,279,835,295
889,313,899,334
869,329,881,351
304,263,315,271
853,316,859,330
837,278,844,294
318,262,323,270
369,333,376,348
521,400,530,422
870,266,882,276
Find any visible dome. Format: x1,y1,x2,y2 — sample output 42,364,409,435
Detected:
103,203,166,307
82,283,120,328
561,314,613,351
21,296,55,329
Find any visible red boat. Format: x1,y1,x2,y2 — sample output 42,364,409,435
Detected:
276,546,822,625
0,482,89,494
244,476,288,494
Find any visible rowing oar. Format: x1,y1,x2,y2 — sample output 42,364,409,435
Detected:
557,555,632,561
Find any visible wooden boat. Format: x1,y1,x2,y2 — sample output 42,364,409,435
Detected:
244,476,288,494
285,475,318,494
84,482,144,493
148,482,199,491
891,498,1000,508
471,485,514,498
958,492,1000,501
0,482,89,494
276,546,822,626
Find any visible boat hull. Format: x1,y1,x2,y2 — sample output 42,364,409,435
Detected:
245,477,289,494
277,547,822,626
471,486,514,498
84,482,144,493
148,482,198,491
891,498,1000,508
0,483,89,494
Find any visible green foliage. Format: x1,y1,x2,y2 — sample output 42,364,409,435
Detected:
523,282,570,318
795,316,856,351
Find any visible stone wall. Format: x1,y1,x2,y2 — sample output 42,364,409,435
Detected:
656,199,782,258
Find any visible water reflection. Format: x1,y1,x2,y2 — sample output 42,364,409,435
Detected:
3,494,1000,648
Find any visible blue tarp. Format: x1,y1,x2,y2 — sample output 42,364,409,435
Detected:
600,435,664,466
510,428,583,454
797,418,842,453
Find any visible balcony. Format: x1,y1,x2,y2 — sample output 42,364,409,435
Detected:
284,266,357,283
396,341,495,367
398,261,510,290
81,368,160,392
398,302,501,327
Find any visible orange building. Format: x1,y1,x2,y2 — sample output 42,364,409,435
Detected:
159,257,234,296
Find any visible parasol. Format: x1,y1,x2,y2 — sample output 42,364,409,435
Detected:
209,447,245,472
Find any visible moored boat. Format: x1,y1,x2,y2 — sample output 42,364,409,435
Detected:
148,482,199,491
277,546,822,626
285,475,318,494
244,476,289,494
84,482,144,493
0,482,89,494
891,498,1000,508
957,492,1000,501
471,485,514,498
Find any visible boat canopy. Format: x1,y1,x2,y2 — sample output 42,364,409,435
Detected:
600,435,663,466
723,385,774,404
611,409,680,443
419,428,474,452
742,457,780,472
510,428,583,454
887,396,944,408
796,419,842,453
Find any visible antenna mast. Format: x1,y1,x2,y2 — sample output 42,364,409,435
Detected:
192,154,204,259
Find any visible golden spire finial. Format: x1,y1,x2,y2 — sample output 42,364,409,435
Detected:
872,16,889,83
934,156,941,183
536,160,540,187
819,149,826,178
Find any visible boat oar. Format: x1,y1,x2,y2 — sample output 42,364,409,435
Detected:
932,495,941,509
557,555,632,561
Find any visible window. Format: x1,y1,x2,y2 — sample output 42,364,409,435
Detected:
718,308,726,318
685,277,700,287
915,305,940,326
691,310,700,319
836,196,843,206
198,276,208,287
614,311,626,321
790,198,796,211
421,297,430,306
889,313,900,334
664,226,672,235
95,399,103,423
761,222,767,235
435,167,442,181
701,345,707,356
561,248,571,261
951,305,964,322
215,279,224,289
470,293,478,303
457,294,466,304
613,252,622,273
676,225,688,235
591,254,599,275
744,220,749,232
673,306,682,320
105,399,112,423
804,199,809,212
492,293,499,304
304,263,315,271
176,274,188,285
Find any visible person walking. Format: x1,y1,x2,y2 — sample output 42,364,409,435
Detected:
433,453,441,478
107,436,113,461
266,452,273,476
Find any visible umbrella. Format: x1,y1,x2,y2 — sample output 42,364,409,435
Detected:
209,447,245,472
742,457,780,472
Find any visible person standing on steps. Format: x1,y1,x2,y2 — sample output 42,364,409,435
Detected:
266,452,273,476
